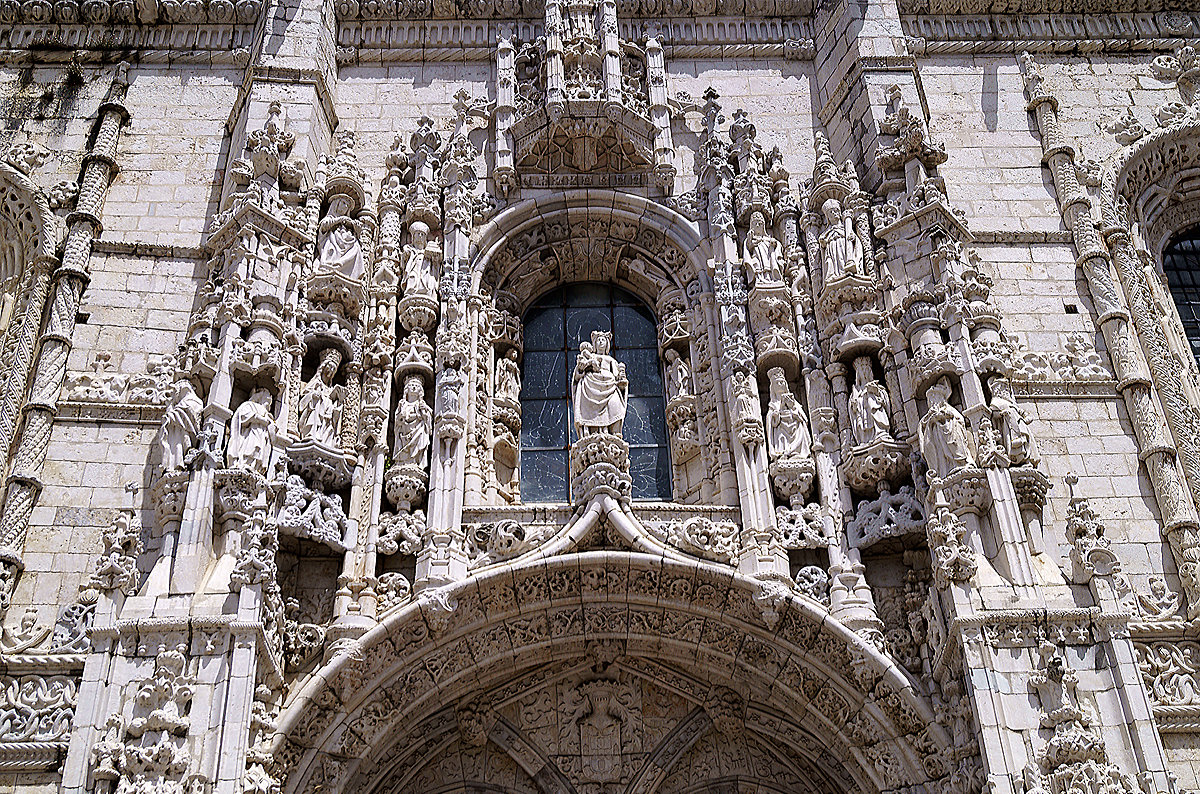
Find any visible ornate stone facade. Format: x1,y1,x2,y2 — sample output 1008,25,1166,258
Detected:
0,1,1198,793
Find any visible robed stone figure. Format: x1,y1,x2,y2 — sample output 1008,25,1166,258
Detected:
572,330,628,437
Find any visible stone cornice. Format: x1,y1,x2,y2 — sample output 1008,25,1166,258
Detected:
334,0,811,22
0,22,256,64
338,16,813,61
903,11,1197,51
901,0,1194,15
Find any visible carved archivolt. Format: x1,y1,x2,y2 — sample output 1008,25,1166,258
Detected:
473,196,698,312
273,553,948,794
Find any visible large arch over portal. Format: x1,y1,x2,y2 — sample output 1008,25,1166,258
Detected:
273,553,951,794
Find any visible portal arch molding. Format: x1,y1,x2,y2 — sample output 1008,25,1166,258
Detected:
273,552,952,794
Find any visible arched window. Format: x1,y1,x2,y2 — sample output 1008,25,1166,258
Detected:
1164,229,1200,366
519,283,670,502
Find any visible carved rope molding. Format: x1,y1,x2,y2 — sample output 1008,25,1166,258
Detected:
0,64,131,612
1021,54,1200,620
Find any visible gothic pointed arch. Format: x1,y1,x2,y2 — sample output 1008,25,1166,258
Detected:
272,553,952,794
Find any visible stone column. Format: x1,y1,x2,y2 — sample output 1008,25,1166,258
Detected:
0,63,131,611
1020,53,1200,617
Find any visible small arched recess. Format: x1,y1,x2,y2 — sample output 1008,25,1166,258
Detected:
519,282,671,503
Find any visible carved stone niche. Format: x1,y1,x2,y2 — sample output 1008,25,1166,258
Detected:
231,294,289,387
656,287,691,351
290,345,356,492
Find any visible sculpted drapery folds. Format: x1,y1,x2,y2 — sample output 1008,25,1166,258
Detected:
317,194,364,281
297,348,344,449
394,374,433,469
228,388,277,476
572,330,629,438
157,379,203,471
917,379,975,481
818,197,863,281
849,357,892,447
766,365,811,462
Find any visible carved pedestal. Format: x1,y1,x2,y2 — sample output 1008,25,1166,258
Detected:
569,433,631,504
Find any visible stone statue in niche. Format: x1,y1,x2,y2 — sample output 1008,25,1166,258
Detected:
228,388,277,476
440,365,464,418
989,376,1039,466
849,357,893,446
402,221,438,299
393,375,433,469
918,379,975,479
742,212,785,286
297,348,344,449
665,349,691,401
495,349,521,404
0,274,17,337
158,379,204,471
765,367,811,461
317,194,363,281
572,330,628,437
818,197,863,281
733,370,760,424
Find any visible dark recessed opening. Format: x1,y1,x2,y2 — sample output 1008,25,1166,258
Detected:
75,311,89,324
1064,303,1078,314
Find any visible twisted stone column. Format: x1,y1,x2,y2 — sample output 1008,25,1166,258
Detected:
1020,53,1200,616
0,64,131,610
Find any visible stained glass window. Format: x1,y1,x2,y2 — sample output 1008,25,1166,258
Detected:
1164,231,1200,367
520,283,671,502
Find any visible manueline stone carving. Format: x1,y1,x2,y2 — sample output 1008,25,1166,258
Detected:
918,379,974,480
393,375,433,470
818,197,863,281
402,221,438,299
989,377,1038,467
742,211,785,286
297,349,344,449
318,194,364,281
849,358,893,446
765,367,811,462
157,380,203,471
228,389,277,476
572,330,628,437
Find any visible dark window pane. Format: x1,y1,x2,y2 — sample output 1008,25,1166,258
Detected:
524,307,564,351
614,305,657,349
568,283,611,306
630,446,671,500
533,286,564,308
522,351,567,399
520,399,567,448
1165,228,1200,369
624,397,669,446
520,450,568,502
566,307,612,350
622,348,664,397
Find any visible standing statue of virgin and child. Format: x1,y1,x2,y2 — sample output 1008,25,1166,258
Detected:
572,330,628,438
